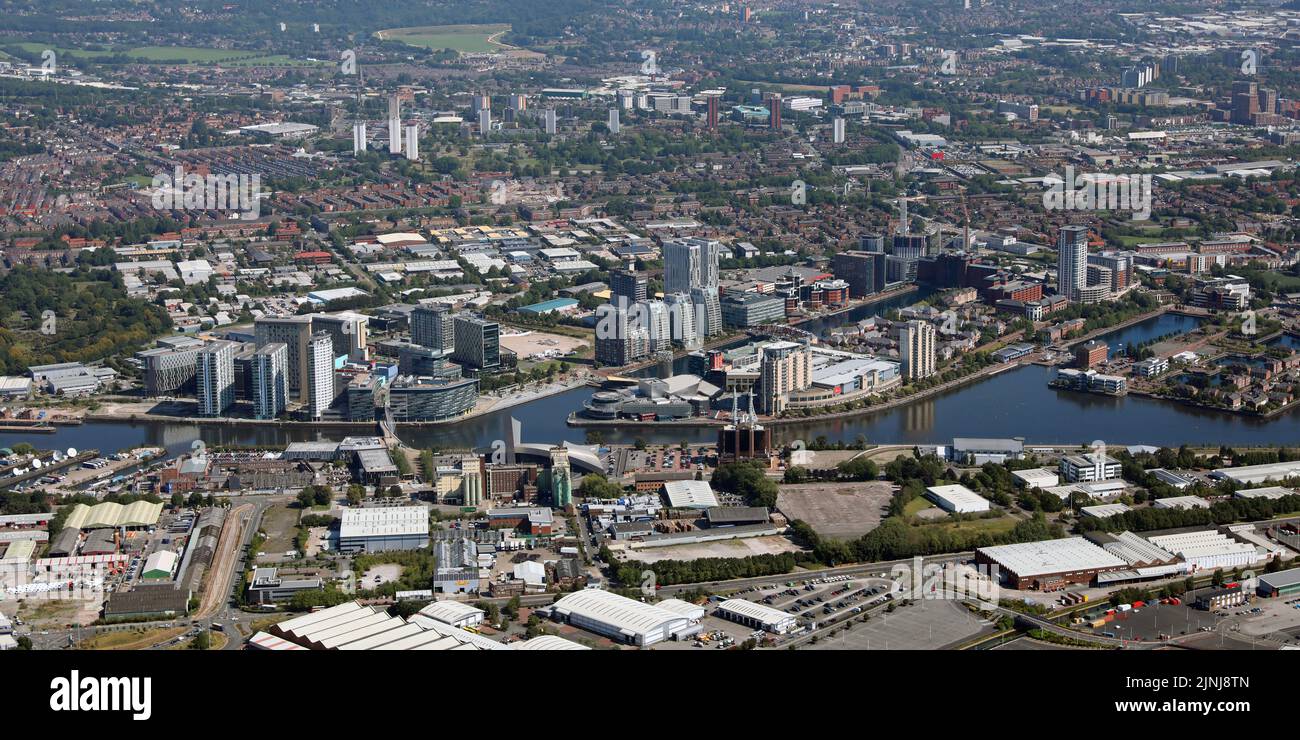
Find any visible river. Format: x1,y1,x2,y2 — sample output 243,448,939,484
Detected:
6,306,1297,457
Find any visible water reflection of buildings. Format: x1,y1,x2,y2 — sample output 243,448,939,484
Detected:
903,398,934,434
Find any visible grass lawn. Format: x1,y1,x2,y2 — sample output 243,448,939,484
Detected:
247,614,293,635
903,497,933,517
79,627,187,650
378,24,511,53
921,516,1020,536
1236,267,1300,293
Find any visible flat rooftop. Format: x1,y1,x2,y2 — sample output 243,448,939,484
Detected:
977,537,1127,578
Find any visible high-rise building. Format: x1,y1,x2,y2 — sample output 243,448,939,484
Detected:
1057,225,1089,302
311,313,367,363
832,251,886,298
832,116,846,144
411,304,455,353
549,447,572,508
404,124,419,161
250,342,288,420
508,94,527,112
452,314,500,370
608,108,620,134
1231,80,1259,125
766,92,782,129
544,109,557,135
859,233,886,253
758,340,811,415
899,320,937,381
690,287,722,338
387,95,402,155
594,305,651,366
352,122,367,154
196,340,236,417
1258,87,1278,116
478,108,492,135
255,316,313,401
610,269,648,304
139,342,202,396
663,237,721,294
664,292,701,349
640,299,672,352
306,331,335,419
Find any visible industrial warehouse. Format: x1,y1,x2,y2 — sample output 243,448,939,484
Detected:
254,600,588,650
976,537,1129,590
714,598,799,634
978,526,1275,590
338,505,431,553
547,589,702,646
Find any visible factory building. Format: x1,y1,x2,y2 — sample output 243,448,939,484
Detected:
925,484,990,514
417,600,486,629
338,505,430,553
550,589,701,646
714,598,799,634
976,537,1129,590
1145,531,1260,571
1257,568,1300,598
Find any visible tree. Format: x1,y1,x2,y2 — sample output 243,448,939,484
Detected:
347,484,365,506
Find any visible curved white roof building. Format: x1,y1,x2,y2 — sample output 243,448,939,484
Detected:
552,589,700,646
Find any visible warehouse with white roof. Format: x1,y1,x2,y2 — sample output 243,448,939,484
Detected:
1211,460,1300,485
714,598,799,634
925,484,990,514
1146,531,1260,571
1152,496,1210,510
550,589,701,646
259,601,536,651
1233,486,1295,500
975,537,1128,589
661,480,720,509
1011,468,1059,489
338,505,430,553
417,600,485,629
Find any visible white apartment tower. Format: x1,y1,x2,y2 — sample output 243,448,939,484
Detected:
196,340,236,417
758,340,812,416
352,122,367,154
250,342,288,420
306,331,335,419
899,320,937,381
387,95,402,155
1058,225,1089,302
663,237,721,294
404,125,419,161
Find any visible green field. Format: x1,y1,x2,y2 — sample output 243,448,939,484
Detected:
4,42,323,67
378,24,511,53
